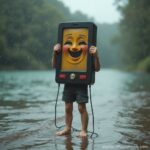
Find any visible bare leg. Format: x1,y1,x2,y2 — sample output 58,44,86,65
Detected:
78,103,88,137
56,102,73,136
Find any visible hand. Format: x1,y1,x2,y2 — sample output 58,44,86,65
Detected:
89,46,97,56
53,43,61,53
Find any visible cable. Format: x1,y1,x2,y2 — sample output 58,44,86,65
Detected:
54,83,65,129
54,84,98,139
89,85,98,138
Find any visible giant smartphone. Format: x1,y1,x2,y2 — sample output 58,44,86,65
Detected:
55,22,97,84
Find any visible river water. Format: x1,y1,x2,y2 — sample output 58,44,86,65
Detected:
0,69,150,150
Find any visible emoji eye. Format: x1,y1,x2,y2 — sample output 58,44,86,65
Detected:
78,41,87,45
64,41,72,45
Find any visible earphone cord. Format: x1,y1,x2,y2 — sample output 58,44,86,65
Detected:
89,85,99,138
54,83,65,129
54,84,98,139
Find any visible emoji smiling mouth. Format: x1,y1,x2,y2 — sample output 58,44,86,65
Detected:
68,49,82,58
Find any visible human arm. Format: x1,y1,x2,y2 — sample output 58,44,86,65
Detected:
51,43,61,69
89,46,101,72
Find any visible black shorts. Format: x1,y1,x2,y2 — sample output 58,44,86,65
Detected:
62,84,88,103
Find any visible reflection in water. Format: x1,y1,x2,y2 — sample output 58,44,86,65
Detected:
80,137,88,150
116,72,150,148
65,135,88,150
65,136,73,150
54,135,89,150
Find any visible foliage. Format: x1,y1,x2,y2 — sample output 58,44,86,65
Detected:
116,0,150,72
0,0,120,70
0,0,92,70
97,23,122,68
137,56,150,72
0,0,65,69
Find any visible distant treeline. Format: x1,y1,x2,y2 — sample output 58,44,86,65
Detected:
116,0,150,72
2,0,149,72
0,0,121,70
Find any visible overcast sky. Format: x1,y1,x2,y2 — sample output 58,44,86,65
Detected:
58,0,121,24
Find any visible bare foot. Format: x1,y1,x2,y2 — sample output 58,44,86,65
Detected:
56,128,71,136
78,130,87,138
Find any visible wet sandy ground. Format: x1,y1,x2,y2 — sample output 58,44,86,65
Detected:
0,70,150,150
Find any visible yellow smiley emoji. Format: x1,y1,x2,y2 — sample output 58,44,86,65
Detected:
61,28,88,71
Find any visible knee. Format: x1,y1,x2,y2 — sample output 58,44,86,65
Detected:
78,104,86,114
65,103,73,113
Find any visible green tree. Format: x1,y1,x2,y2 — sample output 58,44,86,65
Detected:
0,0,66,69
0,0,121,70
116,0,150,71
0,0,93,70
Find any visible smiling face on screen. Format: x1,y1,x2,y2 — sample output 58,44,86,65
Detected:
62,28,88,64
61,28,88,71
